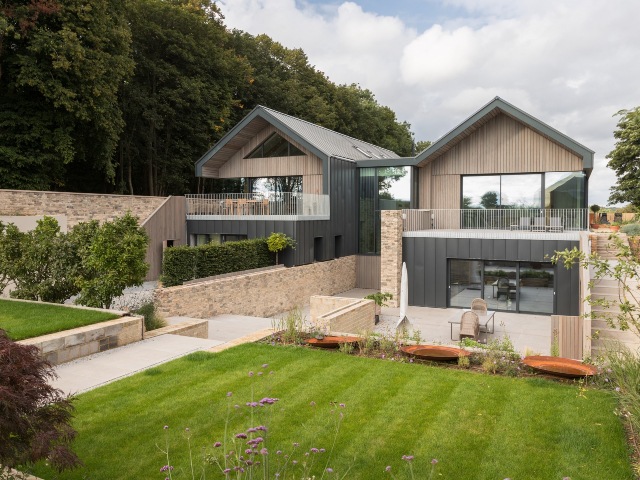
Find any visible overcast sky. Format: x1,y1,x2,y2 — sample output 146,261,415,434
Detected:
218,0,640,206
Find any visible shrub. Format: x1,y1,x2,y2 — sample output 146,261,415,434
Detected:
135,302,166,331
266,232,296,265
621,223,640,236
0,329,80,472
161,238,273,287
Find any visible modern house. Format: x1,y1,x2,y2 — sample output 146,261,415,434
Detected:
190,97,593,317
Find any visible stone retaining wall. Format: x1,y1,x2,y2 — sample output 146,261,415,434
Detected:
155,256,357,319
0,189,166,227
144,320,208,339
310,295,375,334
19,316,143,365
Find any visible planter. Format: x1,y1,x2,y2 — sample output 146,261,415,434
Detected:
590,224,599,230
522,356,598,379
305,336,361,349
610,225,620,232
400,345,470,362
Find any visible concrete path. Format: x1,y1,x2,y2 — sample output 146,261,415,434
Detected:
52,314,276,396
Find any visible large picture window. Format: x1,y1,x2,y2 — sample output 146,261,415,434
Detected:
245,133,305,158
448,259,554,314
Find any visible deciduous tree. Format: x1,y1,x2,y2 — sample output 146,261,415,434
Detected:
607,107,640,208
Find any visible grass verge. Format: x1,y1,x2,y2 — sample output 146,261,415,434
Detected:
0,299,119,340
33,343,633,479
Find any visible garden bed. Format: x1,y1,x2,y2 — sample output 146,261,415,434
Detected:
30,343,633,480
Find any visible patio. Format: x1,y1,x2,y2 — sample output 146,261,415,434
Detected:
335,288,552,355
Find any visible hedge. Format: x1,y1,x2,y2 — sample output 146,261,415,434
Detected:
161,238,274,287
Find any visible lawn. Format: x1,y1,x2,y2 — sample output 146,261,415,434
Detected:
33,343,633,480
0,299,119,340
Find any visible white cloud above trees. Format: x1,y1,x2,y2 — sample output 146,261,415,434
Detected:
219,0,640,205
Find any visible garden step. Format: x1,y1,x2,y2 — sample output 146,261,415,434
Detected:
590,286,620,296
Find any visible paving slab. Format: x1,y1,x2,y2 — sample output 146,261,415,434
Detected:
167,314,275,342
52,334,220,395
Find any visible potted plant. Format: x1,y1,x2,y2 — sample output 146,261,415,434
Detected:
590,204,600,229
364,292,393,325
611,222,621,232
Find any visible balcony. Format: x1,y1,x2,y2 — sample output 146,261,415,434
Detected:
402,208,588,239
186,193,330,220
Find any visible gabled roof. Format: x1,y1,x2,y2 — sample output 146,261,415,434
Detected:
195,105,401,176
413,97,594,171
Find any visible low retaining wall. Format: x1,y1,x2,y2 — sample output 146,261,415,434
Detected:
19,316,143,365
155,256,357,319
310,295,375,334
0,189,166,227
144,319,208,339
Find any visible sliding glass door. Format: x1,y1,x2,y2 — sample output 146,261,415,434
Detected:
448,259,555,314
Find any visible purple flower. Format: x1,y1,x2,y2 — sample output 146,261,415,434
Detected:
260,448,268,455
248,371,254,377
185,427,190,432
234,404,240,409
292,460,298,465
245,449,253,455
258,371,263,376
431,458,438,465
310,447,320,453
227,391,233,397
276,450,283,455
160,465,174,472
262,363,269,368
616,387,621,392
293,442,300,447
235,433,248,439
385,466,392,472
214,441,222,448
163,425,169,430
310,401,316,407
320,448,326,453
326,467,334,473
402,455,414,462
223,468,231,474
339,403,345,408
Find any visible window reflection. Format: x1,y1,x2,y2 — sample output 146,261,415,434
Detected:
545,172,585,209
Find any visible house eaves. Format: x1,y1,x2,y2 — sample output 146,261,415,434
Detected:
412,97,595,173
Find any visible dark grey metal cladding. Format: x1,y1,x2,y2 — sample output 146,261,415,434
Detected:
329,157,358,258
403,237,580,315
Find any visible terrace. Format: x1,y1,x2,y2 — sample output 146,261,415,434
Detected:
403,208,588,237
186,192,330,220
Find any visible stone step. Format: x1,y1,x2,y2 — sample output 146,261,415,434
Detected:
592,279,620,288
590,286,620,296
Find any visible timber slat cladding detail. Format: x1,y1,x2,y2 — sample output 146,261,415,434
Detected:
356,255,381,289
430,114,582,175
219,125,322,178
417,113,583,210
551,315,583,360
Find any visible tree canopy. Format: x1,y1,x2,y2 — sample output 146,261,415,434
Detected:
607,107,640,207
1,0,425,196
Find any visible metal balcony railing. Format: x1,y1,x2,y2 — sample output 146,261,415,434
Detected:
402,208,588,232
186,193,330,217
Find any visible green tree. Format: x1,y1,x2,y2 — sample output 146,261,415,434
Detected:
607,107,640,208
8,217,79,303
0,0,133,191
117,0,251,196
75,213,149,308
415,140,432,154
266,232,295,265
480,191,499,209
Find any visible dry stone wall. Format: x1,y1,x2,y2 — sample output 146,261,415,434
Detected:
0,189,166,227
155,256,357,319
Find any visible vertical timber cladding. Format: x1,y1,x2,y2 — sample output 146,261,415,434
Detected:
403,236,580,315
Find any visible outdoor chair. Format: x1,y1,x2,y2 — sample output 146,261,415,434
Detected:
223,199,235,215
459,311,480,340
548,217,564,232
532,217,546,232
510,217,531,231
471,298,487,315
496,277,511,299
260,199,270,215
236,198,248,215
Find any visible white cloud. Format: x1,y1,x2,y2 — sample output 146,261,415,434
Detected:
218,0,640,205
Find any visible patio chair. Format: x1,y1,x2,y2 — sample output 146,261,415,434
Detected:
223,199,235,215
459,311,480,340
532,217,546,232
510,217,531,231
236,198,248,215
548,217,564,232
259,198,270,215
471,298,487,315
496,277,511,299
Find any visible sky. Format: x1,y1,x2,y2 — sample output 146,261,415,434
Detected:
217,0,640,206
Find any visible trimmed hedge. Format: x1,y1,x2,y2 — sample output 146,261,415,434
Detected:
161,238,274,287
